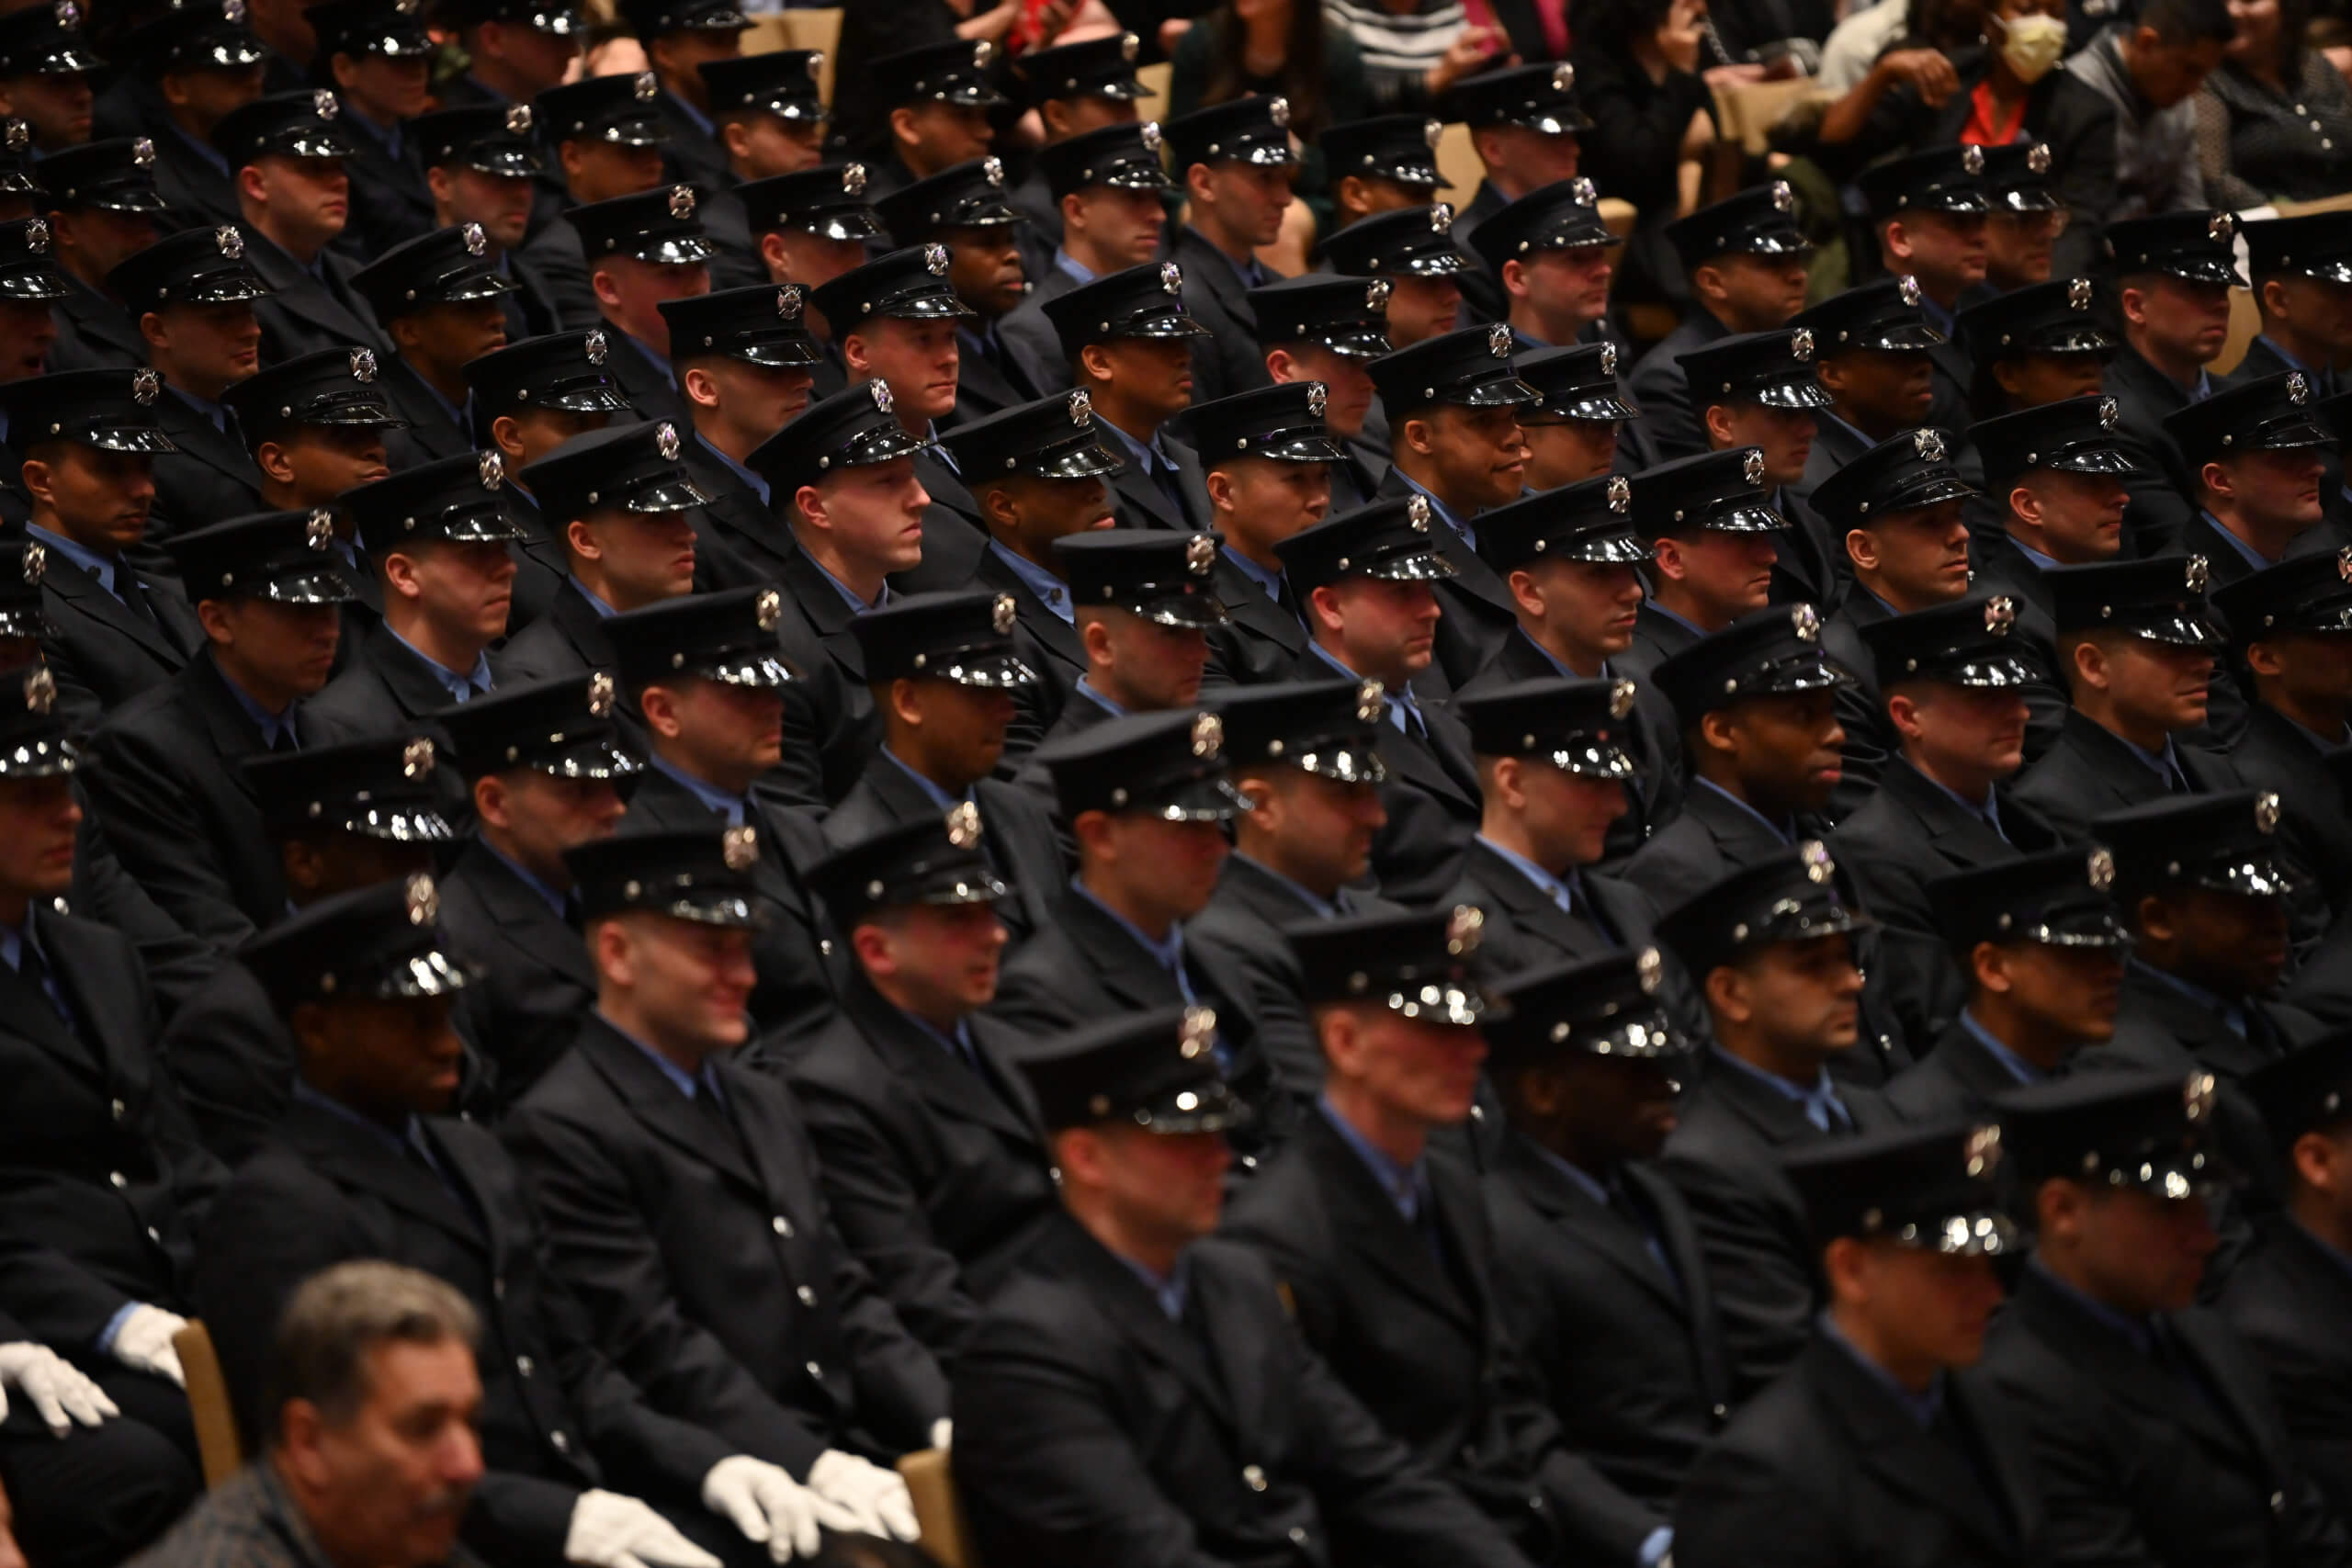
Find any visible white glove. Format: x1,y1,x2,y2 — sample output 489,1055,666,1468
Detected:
808,1450,920,1543
108,1305,187,1388
929,1417,952,1452
563,1490,721,1568
0,1343,117,1435
702,1455,851,1562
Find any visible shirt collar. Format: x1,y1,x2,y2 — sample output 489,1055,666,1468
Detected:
1693,776,1793,843
881,746,970,812
621,329,676,389
1099,416,1174,475
2113,729,2184,785
1073,676,1127,717
290,1079,428,1163
2029,1255,2157,1354
1708,1045,1847,1120
571,576,619,618
2199,508,2276,571
1532,1141,1613,1208
168,382,229,432
2007,533,2063,573
808,552,887,614
220,663,300,748
1903,757,2002,832
2255,333,2320,378
26,523,118,594
1053,249,1098,286
1818,1310,1945,1427
897,1006,979,1063
1317,1093,1430,1220
602,1010,719,1100
1230,852,1339,919
649,751,746,826
1070,876,1185,973
483,841,568,918
388,625,493,702
989,540,1071,623
697,431,771,505
169,120,231,177
1917,294,1956,339
1476,833,1577,914
1113,1247,1193,1321
1818,409,1878,451
1306,640,1415,720
1957,1009,2048,1085
1220,544,1284,604
1393,468,1474,550
1644,599,1710,638
2131,957,2248,1036
663,85,715,139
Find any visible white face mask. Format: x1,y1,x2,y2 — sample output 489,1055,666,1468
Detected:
1997,13,2070,81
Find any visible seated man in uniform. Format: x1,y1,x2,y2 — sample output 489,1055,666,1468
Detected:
1512,344,1633,491
2165,373,2334,588
874,161,1037,426
1888,849,2135,1123
1483,952,1731,1568
199,874,864,1568
995,120,1170,398
1001,32,1148,265
1442,62,1589,320
505,829,945,1549
1317,204,1476,360
776,812,1059,1361
1319,115,1444,231
562,186,717,427
1190,383,1347,690
1253,274,1394,509
1672,329,1839,611
1675,1123,2044,1568
1856,147,1987,433
955,1006,1541,1568
1981,1072,2350,1566
519,74,668,332
1615,448,1792,690
1469,180,1616,353
1786,279,1943,522
350,225,521,468
692,51,828,292
862,40,1001,202
2102,213,2245,557
1041,263,1215,535
1654,844,1892,1398
211,90,390,365
1159,96,1294,408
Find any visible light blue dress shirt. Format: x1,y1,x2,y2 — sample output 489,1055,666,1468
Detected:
1317,1094,1430,1221
989,542,1071,623
649,753,747,826
388,626,493,703
1708,1046,1852,1132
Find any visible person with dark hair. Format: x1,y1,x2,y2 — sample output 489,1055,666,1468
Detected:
615,0,749,196
91,1,267,235
863,39,1006,203
2195,0,2352,205
1166,0,1371,243
1160,97,1301,408
305,0,436,263
36,139,167,376
214,90,391,366
2063,0,2235,219
1565,0,1714,309
686,53,830,292
1001,33,1149,268
128,1262,484,1568
2102,212,2245,558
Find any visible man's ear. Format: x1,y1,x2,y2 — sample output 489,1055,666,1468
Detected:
1506,565,1546,620
591,266,623,310
1881,217,1911,265
720,118,753,164
1204,468,1236,513
888,105,921,152
236,163,270,208
638,681,682,739
1844,526,1880,572
1702,403,1738,447
255,438,298,485
1400,413,1437,458
1500,257,1528,300
559,138,588,186
564,515,604,564
1650,535,1687,583
759,229,791,281
424,164,453,210
489,413,526,460
380,548,426,604
17,457,55,513
681,364,722,412
841,331,872,377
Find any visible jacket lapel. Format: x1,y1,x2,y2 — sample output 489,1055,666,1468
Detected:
284,1100,483,1246
845,977,1041,1149
42,555,187,665
576,1017,763,1192
456,841,594,986
1808,1337,2022,1560
1306,1115,1478,1330
1499,1134,1682,1312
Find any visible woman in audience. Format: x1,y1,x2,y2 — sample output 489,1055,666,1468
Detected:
2194,0,2352,205
1325,0,1504,111
1569,0,1718,303
1169,0,1373,246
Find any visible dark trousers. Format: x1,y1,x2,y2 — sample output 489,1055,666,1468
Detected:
0,1366,200,1568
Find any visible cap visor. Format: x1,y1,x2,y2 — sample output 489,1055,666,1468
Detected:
2250,417,2333,450
942,85,1012,108
334,805,456,841
1571,1010,1691,1060
539,380,636,414
1382,980,1490,1026
85,426,179,455
1148,773,1251,821
0,270,72,302
0,607,56,638
798,209,884,242
534,737,642,779
1398,249,1471,276
1744,650,1852,695
307,398,408,428
1131,312,1215,339
1860,323,1947,352
597,119,667,146
2046,444,2141,475
912,869,1011,905
1882,475,1980,510
883,293,978,320
440,507,533,544
1136,592,1229,628
2130,610,2228,649
1932,652,2040,688
180,268,275,304
1132,1078,1253,1134
1529,389,1638,422
1513,110,1592,134
656,892,769,928
631,236,719,265
2021,908,2135,947
463,150,546,177
2288,258,2352,285
187,38,272,66
1898,1209,2019,1257
842,424,930,466
1552,528,1651,564
277,130,363,158
2165,257,2250,288
1302,326,1394,359
618,476,715,511
250,562,361,604
1702,500,1792,534
1365,548,1458,581
1456,373,1542,408
1754,378,1834,411
1250,430,1349,462
2193,856,2296,899
531,8,585,32
27,44,105,73
1236,143,1300,167
1098,165,1174,191
1996,190,2064,213
1026,434,1125,480
731,337,825,367
440,272,521,302
2016,327,2118,356
0,735,78,778
88,188,172,215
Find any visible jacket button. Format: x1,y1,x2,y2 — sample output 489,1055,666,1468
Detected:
806,1360,824,1380
1288,1527,1307,1544
493,1278,505,1301
516,1355,534,1377
110,1099,126,1122
772,1215,794,1236
1241,1464,1266,1491
1712,1403,1728,1420
108,1171,127,1189
146,1226,161,1243
820,939,833,955
797,1285,817,1306
2273,1491,2289,1516
550,1430,571,1453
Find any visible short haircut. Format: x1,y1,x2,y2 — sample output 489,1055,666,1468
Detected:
264,1260,479,1442
2141,0,2233,45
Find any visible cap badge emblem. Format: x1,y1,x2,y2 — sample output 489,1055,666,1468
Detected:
1792,603,1820,642
1897,274,1922,307
1446,902,1484,954
313,89,338,120
668,184,695,220
1268,96,1290,129
945,798,984,850
776,283,802,318
1600,341,1618,375
1801,838,1835,883
349,347,377,382
1965,1123,2002,1178
1180,1005,1217,1059
972,39,995,67
587,671,616,716
754,587,781,629
1636,945,1663,994
20,543,42,585
1306,380,1328,418
404,873,437,926
2290,370,2311,404
223,0,244,20
23,667,53,716
992,592,1016,635
722,824,759,870
1609,679,1635,719
131,368,160,406
305,509,334,548
1357,678,1385,723
1068,389,1091,424
1422,117,1442,148
1367,277,1392,310
1139,120,1162,152
870,378,895,413
1190,710,1223,758
131,137,154,168
2339,545,2352,584
505,104,533,134
22,219,45,254
633,71,658,101
1406,493,1431,529
1742,448,1766,486
1789,327,1814,362
980,155,1004,187
2256,791,2280,833
1570,175,1598,206
402,737,435,777
1914,427,1946,463
842,162,867,195
2098,395,2119,430
1607,475,1631,513
1487,321,1512,357
1961,143,1984,175
1186,534,1216,574
2086,846,2116,890
1159,259,1182,294
2185,554,2210,593
1121,30,1139,59
1984,594,2016,635
2054,277,2091,315
1550,62,1575,92
461,221,487,257
2210,212,2234,243
584,328,607,365
2027,142,2052,175
3,122,26,154
1430,203,1453,234
2184,1070,2217,1122
52,0,76,26
1770,179,1793,213
651,421,680,460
